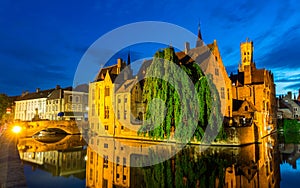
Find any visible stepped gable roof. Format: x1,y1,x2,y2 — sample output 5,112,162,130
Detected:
16,88,55,101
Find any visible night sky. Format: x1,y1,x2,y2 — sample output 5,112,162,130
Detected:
1,0,300,96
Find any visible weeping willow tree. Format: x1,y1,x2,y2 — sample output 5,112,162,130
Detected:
138,47,225,142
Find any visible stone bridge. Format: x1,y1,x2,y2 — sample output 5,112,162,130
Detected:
12,120,88,137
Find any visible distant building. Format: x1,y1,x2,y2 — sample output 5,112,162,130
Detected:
14,85,88,121
230,39,276,137
277,91,300,119
46,85,88,121
14,88,54,121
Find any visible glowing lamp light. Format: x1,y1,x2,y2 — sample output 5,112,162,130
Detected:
12,125,22,134
84,155,88,161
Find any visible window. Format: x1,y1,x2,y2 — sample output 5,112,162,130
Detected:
123,157,126,167
227,88,230,100
75,96,80,103
104,125,109,130
221,87,225,99
92,104,95,116
124,97,127,103
104,106,109,119
124,110,127,120
104,143,108,148
294,107,298,112
89,169,93,180
215,56,218,61
103,155,108,168
92,89,95,100
118,98,121,103
90,151,93,164
215,68,219,76
116,156,120,166
117,110,120,119
69,95,73,102
105,87,110,96
245,106,248,111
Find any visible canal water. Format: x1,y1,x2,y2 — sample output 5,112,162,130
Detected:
1,132,300,187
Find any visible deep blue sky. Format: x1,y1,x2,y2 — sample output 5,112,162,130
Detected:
1,0,300,96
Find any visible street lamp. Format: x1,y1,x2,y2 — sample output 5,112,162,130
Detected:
12,125,22,134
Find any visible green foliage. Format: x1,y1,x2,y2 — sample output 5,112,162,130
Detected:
0,94,11,122
283,119,300,132
138,47,226,142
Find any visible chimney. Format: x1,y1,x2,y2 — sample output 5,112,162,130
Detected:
56,85,61,89
117,58,122,74
184,42,190,54
287,91,292,99
36,88,40,93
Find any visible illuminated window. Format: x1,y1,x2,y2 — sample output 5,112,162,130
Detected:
104,106,109,119
103,155,108,168
92,104,95,116
124,110,127,120
123,157,126,167
105,87,110,96
89,169,93,180
215,68,219,76
221,87,225,99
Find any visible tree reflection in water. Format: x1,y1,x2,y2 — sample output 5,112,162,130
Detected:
86,134,280,188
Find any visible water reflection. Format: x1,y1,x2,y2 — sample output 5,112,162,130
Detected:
86,134,280,188
279,132,300,187
17,135,87,183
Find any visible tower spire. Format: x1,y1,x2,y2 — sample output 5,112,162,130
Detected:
196,22,203,47
197,22,202,40
127,50,131,65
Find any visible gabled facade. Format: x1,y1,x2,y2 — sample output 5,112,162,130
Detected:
88,57,135,136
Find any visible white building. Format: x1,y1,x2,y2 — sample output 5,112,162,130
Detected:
14,88,54,121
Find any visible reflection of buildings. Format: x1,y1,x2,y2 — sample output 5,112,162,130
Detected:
86,135,280,188
279,134,300,169
18,135,87,178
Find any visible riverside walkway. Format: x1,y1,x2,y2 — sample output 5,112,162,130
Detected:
0,129,27,188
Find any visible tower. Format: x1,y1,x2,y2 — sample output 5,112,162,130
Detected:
239,38,254,84
239,38,254,70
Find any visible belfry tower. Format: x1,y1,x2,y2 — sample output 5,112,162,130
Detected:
239,38,254,85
